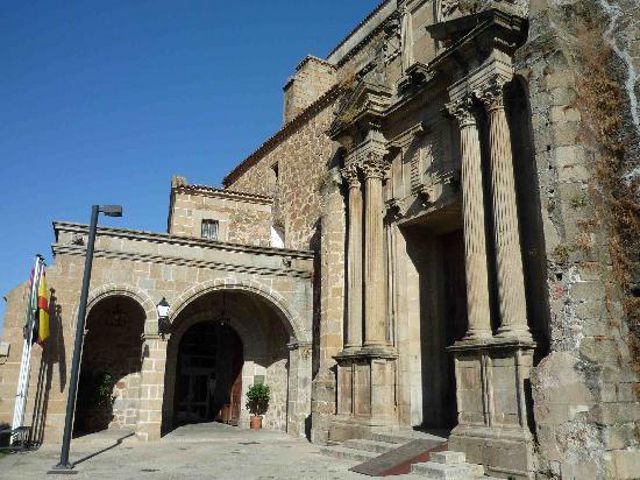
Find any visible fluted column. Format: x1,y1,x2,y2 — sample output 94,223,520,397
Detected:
342,163,363,350
362,152,388,348
447,97,493,340
477,79,532,341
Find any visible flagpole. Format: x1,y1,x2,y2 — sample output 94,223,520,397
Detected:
11,255,44,441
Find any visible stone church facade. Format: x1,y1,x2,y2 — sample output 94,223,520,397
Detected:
1,1,639,479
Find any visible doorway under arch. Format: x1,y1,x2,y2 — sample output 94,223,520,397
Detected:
162,289,297,435
173,321,243,426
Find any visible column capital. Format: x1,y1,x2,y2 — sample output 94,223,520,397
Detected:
341,163,361,189
445,96,476,127
361,152,388,179
474,76,507,112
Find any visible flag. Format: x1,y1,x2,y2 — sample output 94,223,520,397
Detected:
34,268,50,345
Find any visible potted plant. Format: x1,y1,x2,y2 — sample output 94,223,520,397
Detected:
245,383,270,429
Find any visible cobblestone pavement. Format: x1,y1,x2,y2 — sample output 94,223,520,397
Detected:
0,423,406,480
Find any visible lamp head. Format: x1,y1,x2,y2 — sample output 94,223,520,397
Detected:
100,205,123,217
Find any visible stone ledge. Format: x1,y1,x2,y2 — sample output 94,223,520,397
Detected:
53,221,314,258
447,337,536,353
53,245,313,279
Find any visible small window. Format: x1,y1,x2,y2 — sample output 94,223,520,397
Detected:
201,219,219,241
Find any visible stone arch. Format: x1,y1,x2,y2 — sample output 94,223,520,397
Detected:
169,311,267,361
75,289,147,436
85,283,158,334
169,278,307,342
162,286,298,435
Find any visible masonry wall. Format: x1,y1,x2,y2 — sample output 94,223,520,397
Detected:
283,57,336,124
169,187,273,247
517,1,640,478
225,102,339,251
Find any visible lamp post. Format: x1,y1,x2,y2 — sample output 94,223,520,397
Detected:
51,205,122,473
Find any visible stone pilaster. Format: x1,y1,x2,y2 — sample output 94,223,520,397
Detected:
135,334,167,441
287,341,312,438
361,151,389,349
476,78,532,341
447,97,492,340
341,163,363,350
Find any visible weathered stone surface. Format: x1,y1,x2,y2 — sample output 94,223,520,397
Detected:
2,2,639,479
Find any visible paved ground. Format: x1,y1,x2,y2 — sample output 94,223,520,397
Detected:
0,423,393,480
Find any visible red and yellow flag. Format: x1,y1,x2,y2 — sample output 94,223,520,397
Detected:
35,270,50,345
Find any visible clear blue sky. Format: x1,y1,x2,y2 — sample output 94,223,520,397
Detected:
0,1,376,336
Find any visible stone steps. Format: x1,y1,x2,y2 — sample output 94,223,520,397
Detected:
319,443,379,462
365,430,446,446
411,450,496,479
342,438,397,454
321,430,499,479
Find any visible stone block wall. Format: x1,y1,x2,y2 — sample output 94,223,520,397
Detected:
516,1,640,478
224,98,339,251
168,180,273,247
283,56,336,124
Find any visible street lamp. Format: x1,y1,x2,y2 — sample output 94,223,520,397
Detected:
51,205,122,474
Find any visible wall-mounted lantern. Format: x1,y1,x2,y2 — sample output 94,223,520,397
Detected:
157,297,171,336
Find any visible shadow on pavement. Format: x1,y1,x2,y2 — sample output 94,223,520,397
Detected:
72,432,134,467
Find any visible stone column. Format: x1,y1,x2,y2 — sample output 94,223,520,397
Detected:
477,79,532,341
135,334,168,441
341,163,363,350
362,151,389,349
447,97,492,340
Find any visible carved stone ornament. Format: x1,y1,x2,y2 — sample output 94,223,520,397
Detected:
439,0,528,22
440,0,461,20
361,152,388,179
71,233,85,246
341,163,361,189
445,96,476,127
418,184,434,208
474,76,507,111
385,197,404,219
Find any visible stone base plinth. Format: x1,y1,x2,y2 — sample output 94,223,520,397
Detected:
449,424,534,479
448,339,536,479
330,348,398,442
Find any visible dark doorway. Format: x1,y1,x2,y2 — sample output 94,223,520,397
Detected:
405,224,466,431
173,322,243,426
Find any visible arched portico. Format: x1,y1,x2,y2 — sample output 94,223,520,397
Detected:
161,288,311,437
74,293,147,437
168,278,310,344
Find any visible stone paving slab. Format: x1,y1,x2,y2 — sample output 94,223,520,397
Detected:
0,424,416,480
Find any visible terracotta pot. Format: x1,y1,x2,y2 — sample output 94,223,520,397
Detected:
249,415,262,429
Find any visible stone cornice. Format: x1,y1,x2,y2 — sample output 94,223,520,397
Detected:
426,9,527,76
295,55,336,72
172,184,273,205
329,81,393,143
52,221,315,259
223,85,343,187
326,0,395,66
52,244,313,279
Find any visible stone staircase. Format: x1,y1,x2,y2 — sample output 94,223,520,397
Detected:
320,429,444,463
411,451,498,479
321,430,499,479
